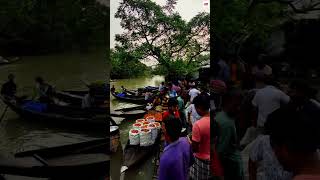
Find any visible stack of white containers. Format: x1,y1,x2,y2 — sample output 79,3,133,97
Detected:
128,117,159,146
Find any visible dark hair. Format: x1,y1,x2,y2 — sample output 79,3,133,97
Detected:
161,82,165,85
168,97,178,107
164,115,182,141
35,76,43,83
269,106,319,153
221,88,242,108
168,82,172,87
290,80,312,98
193,94,210,111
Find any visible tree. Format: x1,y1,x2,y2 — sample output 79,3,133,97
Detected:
110,47,150,79
114,0,209,77
213,0,290,60
0,0,108,55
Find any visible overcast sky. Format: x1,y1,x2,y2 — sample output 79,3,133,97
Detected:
110,0,210,48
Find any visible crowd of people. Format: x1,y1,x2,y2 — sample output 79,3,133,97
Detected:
212,54,320,180
136,79,212,180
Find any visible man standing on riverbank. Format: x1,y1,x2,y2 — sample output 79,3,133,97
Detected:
251,77,290,135
190,95,211,180
188,85,201,105
159,115,194,180
215,90,244,180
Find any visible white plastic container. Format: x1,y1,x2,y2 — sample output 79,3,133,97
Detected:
129,129,140,145
153,122,161,130
140,128,152,146
148,124,158,144
132,123,143,130
146,116,155,123
142,121,150,126
136,119,145,123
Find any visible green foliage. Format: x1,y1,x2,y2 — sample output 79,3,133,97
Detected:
0,0,109,55
110,48,150,79
114,0,209,78
213,0,286,55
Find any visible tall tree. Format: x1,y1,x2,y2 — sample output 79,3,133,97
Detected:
114,0,209,77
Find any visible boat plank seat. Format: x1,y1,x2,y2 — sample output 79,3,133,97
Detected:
46,153,109,166
57,92,83,99
0,156,43,168
125,110,145,115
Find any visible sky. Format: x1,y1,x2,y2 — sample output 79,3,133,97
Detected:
110,0,210,48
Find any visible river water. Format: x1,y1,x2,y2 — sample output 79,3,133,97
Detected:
110,76,164,180
0,48,108,180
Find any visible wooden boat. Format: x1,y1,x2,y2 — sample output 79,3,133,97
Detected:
144,86,159,93
0,138,109,179
54,90,108,107
114,105,145,112
53,91,84,105
0,57,20,66
127,87,159,95
110,109,146,119
111,91,146,104
120,132,161,175
1,96,107,129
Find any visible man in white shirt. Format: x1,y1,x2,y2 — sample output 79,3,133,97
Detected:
252,81,290,129
252,54,272,77
189,86,201,103
187,104,202,125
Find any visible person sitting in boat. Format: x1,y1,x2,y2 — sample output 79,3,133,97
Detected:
33,77,54,104
159,115,194,180
111,85,115,92
1,74,17,99
82,88,96,109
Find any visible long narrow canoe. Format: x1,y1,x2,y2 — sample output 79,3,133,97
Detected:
54,91,108,106
114,105,145,112
1,96,107,129
0,138,109,179
111,92,146,105
110,109,146,119
0,57,20,66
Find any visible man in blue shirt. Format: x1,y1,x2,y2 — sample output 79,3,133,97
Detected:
159,115,194,180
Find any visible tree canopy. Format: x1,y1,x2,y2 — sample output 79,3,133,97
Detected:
213,0,287,57
0,0,109,56
113,0,210,78
110,47,150,79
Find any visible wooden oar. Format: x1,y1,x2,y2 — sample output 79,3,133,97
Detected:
0,105,9,123
80,79,90,87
